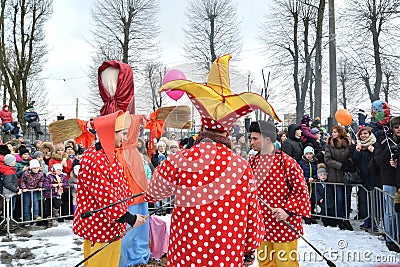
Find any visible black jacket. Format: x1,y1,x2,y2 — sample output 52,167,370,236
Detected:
281,124,303,162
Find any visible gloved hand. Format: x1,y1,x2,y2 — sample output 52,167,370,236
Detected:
341,158,355,172
395,189,400,213
116,212,138,227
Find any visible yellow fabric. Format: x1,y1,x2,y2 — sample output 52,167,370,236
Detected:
158,54,282,123
83,239,122,267
115,111,131,131
257,239,299,267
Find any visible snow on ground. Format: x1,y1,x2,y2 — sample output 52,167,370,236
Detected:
0,220,398,267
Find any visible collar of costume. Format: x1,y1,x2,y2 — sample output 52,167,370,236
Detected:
193,131,232,149
93,110,124,164
158,54,282,132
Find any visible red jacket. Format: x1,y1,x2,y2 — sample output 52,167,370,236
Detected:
0,107,14,124
144,142,264,267
73,145,131,243
249,151,311,243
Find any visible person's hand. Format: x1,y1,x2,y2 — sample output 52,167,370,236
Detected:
356,144,361,151
23,166,28,171
17,189,22,195
309,177,314,182
22,189,28,192
132,214,147,228
390,159,398,168
272,208,289,221
53,183,58,187
320,199,324,203
368,145,374,153
395,189,400,213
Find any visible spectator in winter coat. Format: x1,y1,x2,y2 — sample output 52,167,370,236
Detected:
15,146,31,178
300,115,318,145
353,126,376,229
304,127,325,163
281,124,303,162
315,164,337,227
38,142,54,166
20,159,45,221
23,106,43,140
324,125,355,231
0,105,15,133
298,146,318,224
375,116,400,252
43,163,69,226
1,154,22,217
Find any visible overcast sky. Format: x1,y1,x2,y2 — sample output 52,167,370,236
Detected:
42,0,272,121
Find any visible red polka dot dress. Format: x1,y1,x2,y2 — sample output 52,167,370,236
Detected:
73,145,131,243
144,142,265,267
249,151,311,242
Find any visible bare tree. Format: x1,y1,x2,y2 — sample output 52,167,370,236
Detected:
259,0,318,121
85,0,160,116
341,0,400,103
183,0,242,71
0,0,52,129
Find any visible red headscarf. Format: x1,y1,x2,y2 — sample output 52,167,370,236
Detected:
98,60,135,116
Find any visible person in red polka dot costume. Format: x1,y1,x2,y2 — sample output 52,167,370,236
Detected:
248,120,311,267
73,111,147,267
144,121,265,267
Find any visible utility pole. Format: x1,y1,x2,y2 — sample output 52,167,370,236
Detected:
328,0,337,130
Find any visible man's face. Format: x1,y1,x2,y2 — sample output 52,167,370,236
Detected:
393,124,400,137
250,132,269,152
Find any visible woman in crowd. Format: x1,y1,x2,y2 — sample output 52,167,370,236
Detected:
324,125,355,231
353,126,376,229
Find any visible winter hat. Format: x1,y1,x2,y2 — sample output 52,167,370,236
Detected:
301,115,311,125
156,141,166,148
15,134,24,139
4,154,16,166
29,159,40,168
303,146,314,155
51,163,63,172
32,151,44,159
317,163,327,176
0,145,11,156
19,146,30,156
310,128,320,135
236,133,244,142
169,140,179,148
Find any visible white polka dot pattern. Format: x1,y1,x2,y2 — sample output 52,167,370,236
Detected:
144,143,265,266
72,145,131,243
249,152,311,243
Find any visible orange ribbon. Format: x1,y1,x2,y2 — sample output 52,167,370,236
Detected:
74,119,95,148
144,110,165,159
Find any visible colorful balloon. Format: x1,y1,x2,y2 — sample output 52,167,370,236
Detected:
163,69,186,101
335,109,352,126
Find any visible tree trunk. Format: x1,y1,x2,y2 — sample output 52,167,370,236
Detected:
314,0,325,119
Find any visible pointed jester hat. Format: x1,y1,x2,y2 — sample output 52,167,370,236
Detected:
159,54,281,131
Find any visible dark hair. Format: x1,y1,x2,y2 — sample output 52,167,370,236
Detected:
249,121,277,142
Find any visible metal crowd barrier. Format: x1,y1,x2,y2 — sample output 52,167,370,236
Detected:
371,187,400,248
0,187,75,237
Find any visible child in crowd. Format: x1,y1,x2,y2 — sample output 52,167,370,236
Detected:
1,154,22,220
32,150,48,174
43,163,68,226
315,163,337,227
20,159,45,222
298,146,318,224
15,146,31,178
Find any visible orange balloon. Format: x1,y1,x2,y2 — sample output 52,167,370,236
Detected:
335,109,352,126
